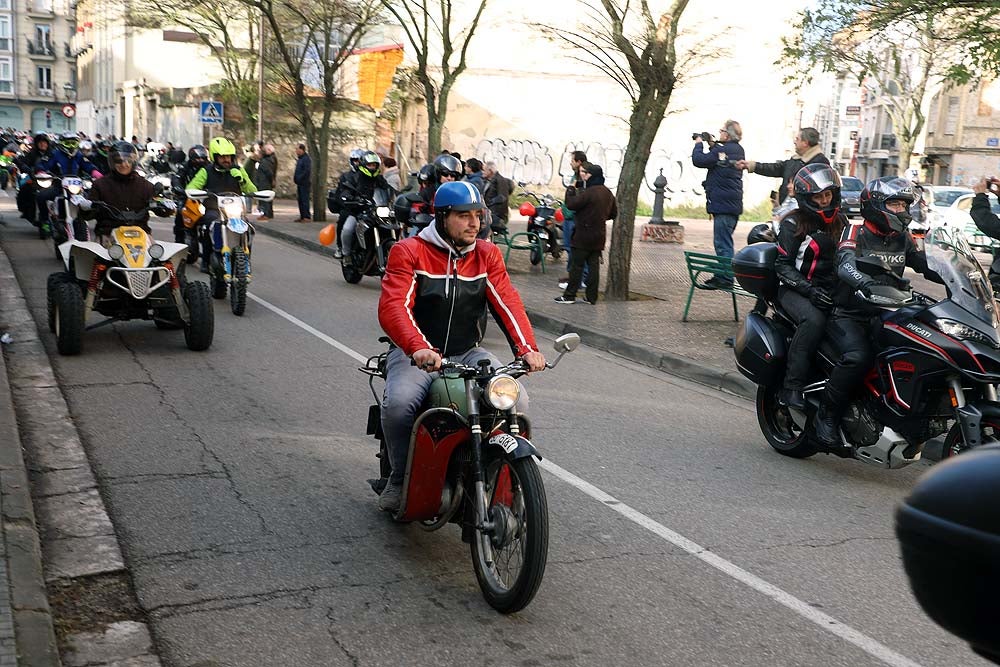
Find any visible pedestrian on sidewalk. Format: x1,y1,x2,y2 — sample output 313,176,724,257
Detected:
257,143,278,220
482,161,511,232
294,143,312,222
736,127,829,205
559,150,588,289
691,119,744,289
555,164,616,305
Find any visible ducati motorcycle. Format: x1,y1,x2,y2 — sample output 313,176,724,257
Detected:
517,187,563,265
361,333,581,613
734,227,1000,466
185,188,275,316
340,186,401,284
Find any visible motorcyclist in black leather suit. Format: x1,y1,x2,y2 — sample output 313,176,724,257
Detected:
774,164,845,415
821,177,943,447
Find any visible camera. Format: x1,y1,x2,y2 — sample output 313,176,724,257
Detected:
692,131,715,143
988,177,1000,195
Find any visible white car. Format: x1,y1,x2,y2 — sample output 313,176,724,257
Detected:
924,185,974,229
942,192,1000,251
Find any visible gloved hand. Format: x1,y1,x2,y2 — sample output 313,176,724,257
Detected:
229,168,245,183
70,194,92,210
809,286,834,310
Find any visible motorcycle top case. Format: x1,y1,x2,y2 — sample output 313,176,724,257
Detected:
734,311,787,386
732,243,778,299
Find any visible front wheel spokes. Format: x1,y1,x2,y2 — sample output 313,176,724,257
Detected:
486,462,526,589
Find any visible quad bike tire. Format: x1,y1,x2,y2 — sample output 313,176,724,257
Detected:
47,272,76,333
53,281,85,355
230,248,248,316
183,281,214,351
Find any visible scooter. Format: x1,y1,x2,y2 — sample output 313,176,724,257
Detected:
361,333,581,613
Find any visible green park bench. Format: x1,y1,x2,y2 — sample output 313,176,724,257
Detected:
682,251,755,322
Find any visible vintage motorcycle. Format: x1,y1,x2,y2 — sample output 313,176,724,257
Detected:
185,188,275,316
361,333,581,613
46,203,214,355
517,187,563,265
339,186,401,284
733,227,1000,466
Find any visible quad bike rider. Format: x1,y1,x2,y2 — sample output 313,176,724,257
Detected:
184,137,256,272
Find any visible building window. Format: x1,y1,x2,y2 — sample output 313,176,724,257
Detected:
0,16,9,52
0,56,11,94
944,96,960,135
36,65,51,93
0,0,11,9
34,24,51,53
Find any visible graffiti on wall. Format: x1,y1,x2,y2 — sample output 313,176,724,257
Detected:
476,136,704,200
474,138,554,185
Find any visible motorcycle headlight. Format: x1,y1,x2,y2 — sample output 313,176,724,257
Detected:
485,374,520,411
376,206,391,218
66,184,82,195
223,201,244,218
37,178,51,189
108,244,125,260
148,243,165,260
933,318,999,348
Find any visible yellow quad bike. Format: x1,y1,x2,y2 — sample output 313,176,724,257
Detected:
46,217,214,355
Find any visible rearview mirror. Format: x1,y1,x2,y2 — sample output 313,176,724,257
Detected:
553,333,580,353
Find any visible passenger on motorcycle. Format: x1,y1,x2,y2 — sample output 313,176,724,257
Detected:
376,181,546,512
328,148,367,258
36,132,103,234
821,177,943,446
420,153,463,208
774,164,845,414
336,150,395,267
185,137,257,270
15,132,50,226
74,142,157,244
172,144,209,244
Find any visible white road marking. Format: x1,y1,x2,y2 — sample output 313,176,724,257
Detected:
247,291,923,667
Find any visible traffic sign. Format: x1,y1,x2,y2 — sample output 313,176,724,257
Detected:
61,104,76,118
200,101,223,125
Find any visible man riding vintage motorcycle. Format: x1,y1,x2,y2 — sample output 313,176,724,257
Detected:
376,181,546,511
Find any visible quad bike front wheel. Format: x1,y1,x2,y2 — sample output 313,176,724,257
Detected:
471,455,549,614
183,281,214,351
47,272,76,333
53,281,85,355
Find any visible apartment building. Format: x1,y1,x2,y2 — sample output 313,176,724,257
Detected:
922,80,1000,186
0,0,76,132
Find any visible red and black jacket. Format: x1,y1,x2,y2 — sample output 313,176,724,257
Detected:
378,225,539,358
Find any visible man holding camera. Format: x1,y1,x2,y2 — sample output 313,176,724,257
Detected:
692,120,745,289
970,176,1000,288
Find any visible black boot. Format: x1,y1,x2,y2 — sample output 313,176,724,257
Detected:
814,402,840,448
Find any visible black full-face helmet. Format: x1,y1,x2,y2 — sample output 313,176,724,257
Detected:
861,177,916,234
792,163,842,226
433,153,463,181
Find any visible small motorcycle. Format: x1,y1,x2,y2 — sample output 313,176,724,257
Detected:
185,188,274,316
43,174,93,261
734,227,1000,466
339,186,401,284
517,187,563,265
46,205,213,355
361,333,580,613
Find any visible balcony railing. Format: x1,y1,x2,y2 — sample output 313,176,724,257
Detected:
25,38,56,57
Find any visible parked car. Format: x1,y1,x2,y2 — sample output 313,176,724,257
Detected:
840,176,864,218
923,185,974,229
947,192,1000,248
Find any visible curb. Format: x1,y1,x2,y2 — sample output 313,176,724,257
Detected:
254,224,755,399
0,239,162,666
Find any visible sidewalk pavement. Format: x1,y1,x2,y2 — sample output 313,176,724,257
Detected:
258,198,756,398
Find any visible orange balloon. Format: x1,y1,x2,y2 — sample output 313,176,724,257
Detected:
318,223,336,246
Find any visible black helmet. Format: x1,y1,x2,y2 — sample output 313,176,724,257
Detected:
188,144,208,164
417,163,436,185
433,153,463,180
861,177,915,235
746,223,776,245
792,164,842,226
109,141,138,171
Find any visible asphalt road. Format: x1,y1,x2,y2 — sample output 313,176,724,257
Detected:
0,205,986,667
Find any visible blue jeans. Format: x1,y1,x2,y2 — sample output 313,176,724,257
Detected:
712,214,738,280
380,346,529,484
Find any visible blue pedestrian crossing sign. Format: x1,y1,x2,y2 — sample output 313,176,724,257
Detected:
200,101,224,125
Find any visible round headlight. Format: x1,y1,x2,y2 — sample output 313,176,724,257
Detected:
223,202,244,218
108,244,125,260
148,243,165,259
486,374,520,411
67,184,82,195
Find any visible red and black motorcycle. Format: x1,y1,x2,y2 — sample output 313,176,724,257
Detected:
734,227,1000,466
517,187,563,265
361,333,581,613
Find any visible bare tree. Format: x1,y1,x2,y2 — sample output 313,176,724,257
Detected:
550,0,691,301
379,0,488,159
781,1,967,177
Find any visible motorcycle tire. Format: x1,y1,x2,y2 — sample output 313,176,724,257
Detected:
183,281,214,351
230,248,248,316
941,418,1000,458
529,247,542,266
53,281,85,355
342,257,363,284
471,455,549,614
210,256,227,300
184,231,200,264
755,385,817,458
